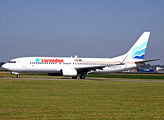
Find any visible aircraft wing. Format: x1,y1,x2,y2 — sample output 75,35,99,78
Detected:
75,65,107,74
75,58,161,74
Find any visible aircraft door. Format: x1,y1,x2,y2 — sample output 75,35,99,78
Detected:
22,61,26,68
124,63,128,70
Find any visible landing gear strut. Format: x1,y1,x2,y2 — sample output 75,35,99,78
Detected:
80,74,85,79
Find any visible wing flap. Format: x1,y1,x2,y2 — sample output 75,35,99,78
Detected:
75,65,106,73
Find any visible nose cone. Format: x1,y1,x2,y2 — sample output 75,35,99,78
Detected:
2,63,8,70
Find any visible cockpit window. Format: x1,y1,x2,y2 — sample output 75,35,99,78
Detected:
8,61,16,63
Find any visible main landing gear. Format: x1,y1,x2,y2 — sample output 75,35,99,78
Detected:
80,74,85,79
72,74,85,79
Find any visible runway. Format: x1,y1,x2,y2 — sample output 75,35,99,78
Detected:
0,77,164,82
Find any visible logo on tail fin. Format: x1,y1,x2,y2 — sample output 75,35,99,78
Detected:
131,41,148,59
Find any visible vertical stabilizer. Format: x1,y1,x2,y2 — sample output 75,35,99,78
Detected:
127,32,150,61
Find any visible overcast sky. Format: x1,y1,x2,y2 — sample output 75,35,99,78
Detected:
0,0,164,65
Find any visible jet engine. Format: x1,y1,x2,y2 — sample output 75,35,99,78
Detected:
61,68,77,77
48,68,77,77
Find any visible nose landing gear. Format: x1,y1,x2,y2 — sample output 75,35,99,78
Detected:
17,74,20,78
11,72,20,78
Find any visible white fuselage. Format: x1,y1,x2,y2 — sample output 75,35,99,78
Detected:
2,57,142,74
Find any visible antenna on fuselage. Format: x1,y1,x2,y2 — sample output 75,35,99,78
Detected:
75,55,78,58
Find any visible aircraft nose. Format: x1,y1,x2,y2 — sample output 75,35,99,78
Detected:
2,63,8,69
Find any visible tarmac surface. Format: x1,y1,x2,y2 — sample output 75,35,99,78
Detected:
0,77,164,82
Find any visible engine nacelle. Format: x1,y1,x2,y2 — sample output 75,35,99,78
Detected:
61,68,77,77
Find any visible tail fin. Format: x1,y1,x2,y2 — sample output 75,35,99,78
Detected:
127,32,150,61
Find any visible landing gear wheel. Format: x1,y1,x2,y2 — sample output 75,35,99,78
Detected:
17,74,20,78
72,76,77,79
80,74,85,79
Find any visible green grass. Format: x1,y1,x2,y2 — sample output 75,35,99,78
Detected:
1,71,164,80
1,79,164,119
87,73,164,80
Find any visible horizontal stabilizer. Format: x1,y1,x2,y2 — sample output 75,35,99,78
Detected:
135,59,161,63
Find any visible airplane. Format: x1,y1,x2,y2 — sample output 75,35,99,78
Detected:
2,32,160,79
